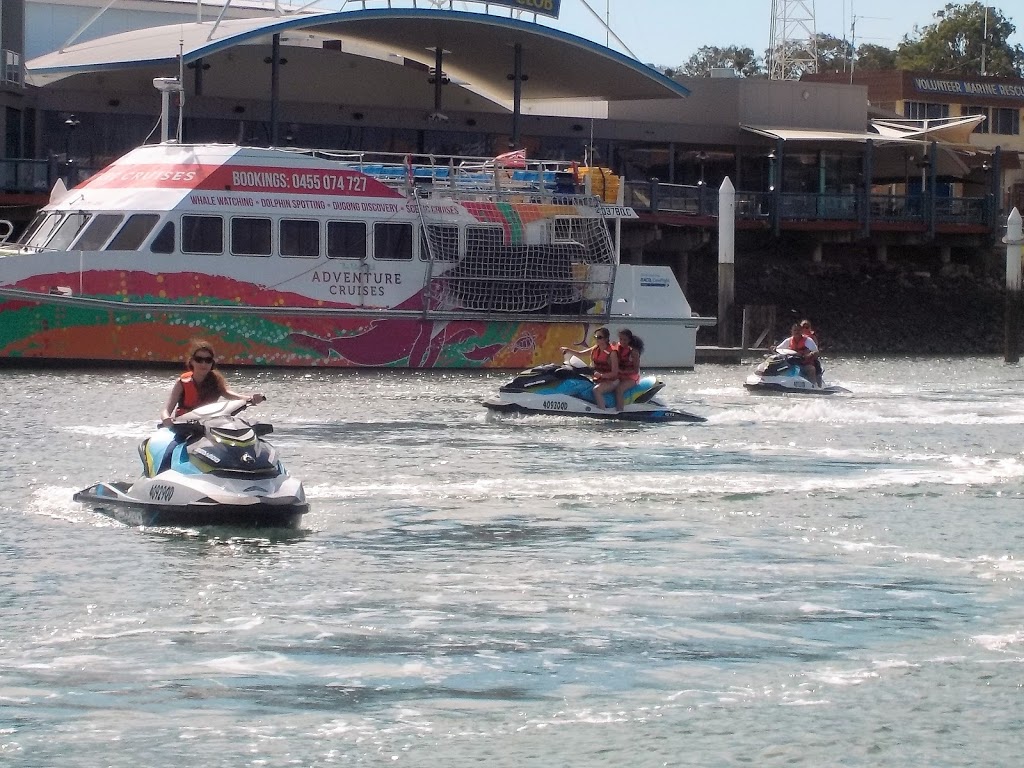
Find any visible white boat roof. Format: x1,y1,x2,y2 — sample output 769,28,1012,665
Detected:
27,8,690,107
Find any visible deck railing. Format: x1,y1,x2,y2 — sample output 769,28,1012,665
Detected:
624,180,993,231
0,158,102,195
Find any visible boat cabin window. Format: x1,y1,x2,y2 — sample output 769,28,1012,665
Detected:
181,215,224,255
280,219,320,258
47,212,92,252
107,214,160,251
466,225,505,250
14,211,48,245
231,217,272,257
73,214,124,251
421,224,459,261
24,213,66,249
374,222,413,261
151,221,175,254
327,221,366,260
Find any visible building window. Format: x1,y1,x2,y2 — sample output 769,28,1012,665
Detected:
181,215,223,254
374,222,413,260
280,219,320,258
231,217,272,256
327,221,366,259
904,101,949,120
963,105,989,134
992,108,1020,136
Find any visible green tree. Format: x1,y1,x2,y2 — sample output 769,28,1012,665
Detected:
896,2,1023,76
855,43,898,71
815,33,855,73
676,45,764,78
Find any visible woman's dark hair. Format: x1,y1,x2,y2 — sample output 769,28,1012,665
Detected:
618,328,644,354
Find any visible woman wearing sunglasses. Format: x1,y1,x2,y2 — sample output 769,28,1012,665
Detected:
160,340,265,427
560,327,619,412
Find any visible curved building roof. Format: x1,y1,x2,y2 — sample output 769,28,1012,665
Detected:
27,8,689,109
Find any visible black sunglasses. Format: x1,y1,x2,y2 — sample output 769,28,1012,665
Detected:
192,355,214,363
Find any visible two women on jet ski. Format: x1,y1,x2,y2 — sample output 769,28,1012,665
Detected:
560,327,645,412
160,340,265,426
776,322,822,387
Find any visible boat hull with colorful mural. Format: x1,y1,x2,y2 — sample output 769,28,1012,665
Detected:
0,142,713,368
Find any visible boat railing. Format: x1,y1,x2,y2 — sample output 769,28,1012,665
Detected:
269,145,581,195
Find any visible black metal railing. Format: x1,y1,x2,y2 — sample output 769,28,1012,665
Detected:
0,158,100,194
624,180,992,231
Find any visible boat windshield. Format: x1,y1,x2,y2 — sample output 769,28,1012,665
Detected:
22,213,65,249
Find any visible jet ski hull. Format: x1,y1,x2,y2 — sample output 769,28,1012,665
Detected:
744,377,850,396
483,395,704,422
483,363,705,423
74,400,308,529
745,352,850,396
74,480,308,528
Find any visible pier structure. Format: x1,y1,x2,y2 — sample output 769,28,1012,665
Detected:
0,0,1022,343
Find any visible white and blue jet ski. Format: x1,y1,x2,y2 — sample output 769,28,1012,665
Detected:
744,350,850,395
74,399,308,528
483,355,705,422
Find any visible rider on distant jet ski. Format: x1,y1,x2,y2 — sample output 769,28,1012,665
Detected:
776,323,820,386
560,327,619,411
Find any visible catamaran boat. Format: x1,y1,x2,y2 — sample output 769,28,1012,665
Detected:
0,102,712,369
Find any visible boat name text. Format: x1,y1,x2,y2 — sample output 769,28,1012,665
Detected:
312,270,402,297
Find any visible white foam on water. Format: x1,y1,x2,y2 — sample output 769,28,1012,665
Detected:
810,667,880,686
24,486,124,527
972,631,1024,652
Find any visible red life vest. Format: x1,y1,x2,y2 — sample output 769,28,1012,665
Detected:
617,344,640,381
592,345,615,380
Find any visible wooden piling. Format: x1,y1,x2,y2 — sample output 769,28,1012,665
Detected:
717,177,736,348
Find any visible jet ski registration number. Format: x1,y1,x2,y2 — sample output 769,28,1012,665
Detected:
149,483,175,502
543,400,569,411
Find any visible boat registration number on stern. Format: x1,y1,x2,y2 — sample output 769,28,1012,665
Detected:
149,483,175,502
543,400,569,411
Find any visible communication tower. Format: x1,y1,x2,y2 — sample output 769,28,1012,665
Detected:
768,0,818,80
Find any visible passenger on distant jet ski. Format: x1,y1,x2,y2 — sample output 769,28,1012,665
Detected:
560,327,619,412
160,340,265,426
776,323,819,386
614,329,644,412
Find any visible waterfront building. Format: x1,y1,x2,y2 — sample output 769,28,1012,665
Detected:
0,0,1010,276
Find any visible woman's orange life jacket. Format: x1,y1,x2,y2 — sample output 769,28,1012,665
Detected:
173,371,216,416
617,344,640,380
592,345,615,380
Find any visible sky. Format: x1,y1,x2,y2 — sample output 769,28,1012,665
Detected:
538,0,1023,68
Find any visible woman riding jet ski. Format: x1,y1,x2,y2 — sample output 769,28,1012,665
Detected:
482,354,705,422
745,323,849,395
73,399,308,528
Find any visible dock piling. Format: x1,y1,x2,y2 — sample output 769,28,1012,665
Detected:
718,177,736,348
1005,207,1023,364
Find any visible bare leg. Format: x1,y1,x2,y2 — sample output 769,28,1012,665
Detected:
615,380,631,412
592,381,617,411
